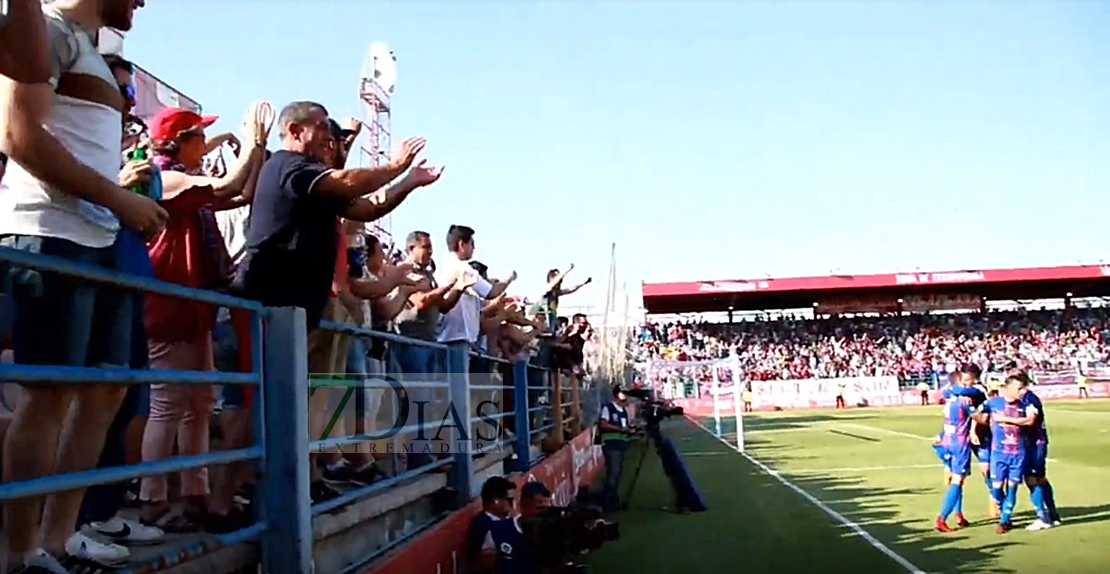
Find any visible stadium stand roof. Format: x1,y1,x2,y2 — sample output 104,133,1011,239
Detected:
641,264,1110,314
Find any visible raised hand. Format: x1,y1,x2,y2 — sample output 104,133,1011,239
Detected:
222,133,242,156
111,191,168,240
390,137,426,171
393,261,417,276
118,158,152,189
243,101,276,146
455,271,478,291
409,273,432,291
402,159,444,188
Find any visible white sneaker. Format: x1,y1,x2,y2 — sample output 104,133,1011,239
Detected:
1025,519,1053,531
64,531,130,565
1053,517,1063,526
91,515,165,545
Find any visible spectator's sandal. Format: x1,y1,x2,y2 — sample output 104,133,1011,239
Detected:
153,507,202,533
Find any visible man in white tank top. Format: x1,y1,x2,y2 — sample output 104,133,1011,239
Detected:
0,1,167,572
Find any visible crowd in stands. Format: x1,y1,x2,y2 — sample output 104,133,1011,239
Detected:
634,308,1110,382
0,2,596,573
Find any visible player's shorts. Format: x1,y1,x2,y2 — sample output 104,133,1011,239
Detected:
972,445,991,464
932,443,948,464
945,446,971,476
990,452,1026,484
1023,443,1048,478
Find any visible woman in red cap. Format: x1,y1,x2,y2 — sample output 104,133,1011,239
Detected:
136,102,273,532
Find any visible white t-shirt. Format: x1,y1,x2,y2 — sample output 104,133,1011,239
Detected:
216,205,250,267
0,5,122,248
435,251,493,344
216,205,250,323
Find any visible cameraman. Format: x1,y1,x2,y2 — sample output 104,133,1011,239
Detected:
598,388,633,512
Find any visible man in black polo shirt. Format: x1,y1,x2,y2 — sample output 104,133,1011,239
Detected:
241,100,443,331
239,100,442,501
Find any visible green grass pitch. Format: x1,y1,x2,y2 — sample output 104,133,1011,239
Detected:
587,399,1110,574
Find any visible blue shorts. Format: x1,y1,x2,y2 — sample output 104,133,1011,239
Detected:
972,445,991,464
945,446,972,476
933,443,947,464
990,452,1026,484
1,235,131,372
1023,443,1048,478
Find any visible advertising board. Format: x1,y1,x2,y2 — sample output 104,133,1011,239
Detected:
672,381,1110,414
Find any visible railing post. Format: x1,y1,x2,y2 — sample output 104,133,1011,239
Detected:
260,307,313,574
448,346,474,504
569,374,581,436
510,361,530,472
551,371,565,445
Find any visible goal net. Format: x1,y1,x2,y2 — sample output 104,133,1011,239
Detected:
644,356,745,452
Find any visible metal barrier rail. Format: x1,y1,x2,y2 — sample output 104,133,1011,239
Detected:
0,246,588,574
0,247,273,555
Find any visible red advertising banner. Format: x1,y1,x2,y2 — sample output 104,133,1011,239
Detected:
643,264,1110,298
901,293,981,313
815,297,899,315
132,65,202,121
362,429,604,574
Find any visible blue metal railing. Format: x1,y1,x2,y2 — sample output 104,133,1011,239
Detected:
0,246,578,574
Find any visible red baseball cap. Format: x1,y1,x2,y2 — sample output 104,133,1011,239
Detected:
148,107,218,144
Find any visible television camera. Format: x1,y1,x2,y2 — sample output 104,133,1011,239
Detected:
623,387,684,431
520,492,620,574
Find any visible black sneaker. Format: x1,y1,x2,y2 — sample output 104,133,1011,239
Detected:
12,549,73,574
345,463,383,487
322,461,355,484
310,482,342,504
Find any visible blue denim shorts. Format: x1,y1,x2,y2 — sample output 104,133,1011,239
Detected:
0,235,131,372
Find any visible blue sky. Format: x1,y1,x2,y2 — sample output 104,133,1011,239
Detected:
123,1,1109,313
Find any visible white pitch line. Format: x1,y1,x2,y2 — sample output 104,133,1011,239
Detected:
1053,408,1110,416
788,463,938,474
840,423,1061,463
686,417,928,574
840,423,932,442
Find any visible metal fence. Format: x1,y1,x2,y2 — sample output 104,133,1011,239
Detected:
0,246,585,574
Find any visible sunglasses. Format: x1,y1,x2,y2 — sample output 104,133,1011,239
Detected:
120,83,136,108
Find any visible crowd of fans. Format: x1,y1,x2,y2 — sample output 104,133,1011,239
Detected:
0,1,596,573
634,308,1110,382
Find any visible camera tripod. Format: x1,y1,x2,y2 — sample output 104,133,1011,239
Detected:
621,423,706,513
621,428,653,511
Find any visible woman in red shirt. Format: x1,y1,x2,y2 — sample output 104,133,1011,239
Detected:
137,103,272,530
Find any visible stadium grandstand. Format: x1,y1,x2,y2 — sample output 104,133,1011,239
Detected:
634,263,1110,411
